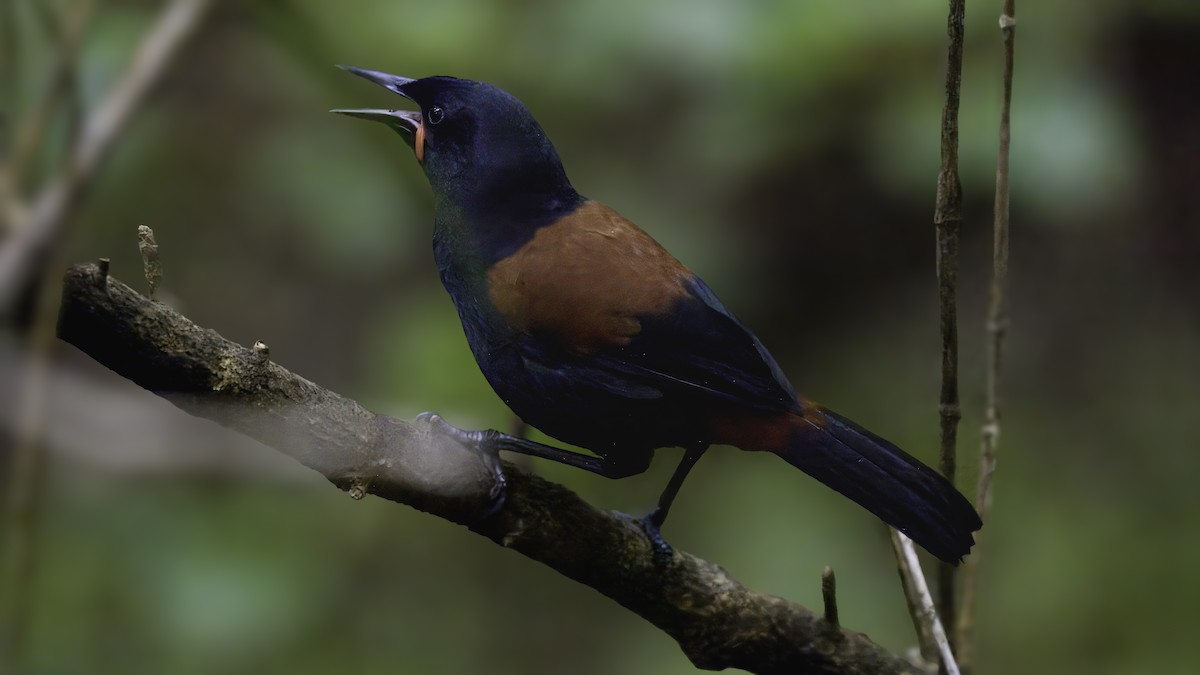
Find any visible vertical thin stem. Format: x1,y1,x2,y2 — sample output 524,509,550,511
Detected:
0,0,19,233
894,0,967,664
0,0,16,154
957,2,1015,668
933,0,967,652
0,274,58,672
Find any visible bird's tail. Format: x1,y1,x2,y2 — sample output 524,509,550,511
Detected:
756,407,982,563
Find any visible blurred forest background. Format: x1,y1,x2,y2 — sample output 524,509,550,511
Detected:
2,0,1199,673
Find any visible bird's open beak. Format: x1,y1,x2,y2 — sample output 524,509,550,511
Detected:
331,107,422,134
338,65,416,96
331,66,425,158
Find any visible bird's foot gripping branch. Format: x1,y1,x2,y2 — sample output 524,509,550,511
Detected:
55,259,923,674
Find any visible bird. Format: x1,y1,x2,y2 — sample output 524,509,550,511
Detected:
333,66,982,563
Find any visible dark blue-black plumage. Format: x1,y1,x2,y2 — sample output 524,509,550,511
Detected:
335,68,982,562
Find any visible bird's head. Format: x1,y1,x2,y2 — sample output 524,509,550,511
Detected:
333,67,578,218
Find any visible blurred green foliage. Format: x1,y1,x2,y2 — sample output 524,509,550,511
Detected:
4,0,1200,673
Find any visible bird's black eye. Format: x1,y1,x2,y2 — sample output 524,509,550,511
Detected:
426,106,445,125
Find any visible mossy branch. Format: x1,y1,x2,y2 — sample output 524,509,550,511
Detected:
56,260,921,675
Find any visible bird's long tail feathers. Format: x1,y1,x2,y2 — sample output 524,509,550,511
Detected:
771,408,982,563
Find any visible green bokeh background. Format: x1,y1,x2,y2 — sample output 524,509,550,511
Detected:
4,1,1199,673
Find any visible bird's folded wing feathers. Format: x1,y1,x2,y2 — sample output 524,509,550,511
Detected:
488,200,798,412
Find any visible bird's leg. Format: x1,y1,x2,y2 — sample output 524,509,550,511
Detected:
438,415,704,563
487,430,620,476
647,443,709,527
638,443,708,563
419,411,611,476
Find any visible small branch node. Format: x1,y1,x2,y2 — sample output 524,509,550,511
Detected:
97,257,110,279
136,224,161,298
822,565,839,629
980,420,1000,440
253,340,270,361
347,481,367,501
937,402,961,421
999,14,1016,30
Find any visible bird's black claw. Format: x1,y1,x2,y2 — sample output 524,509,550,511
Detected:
635,509,675,566
482,467,508,519
419,411,487,445
417,412,507,523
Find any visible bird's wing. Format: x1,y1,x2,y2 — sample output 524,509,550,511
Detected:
487,200,797,412
591,275,798,411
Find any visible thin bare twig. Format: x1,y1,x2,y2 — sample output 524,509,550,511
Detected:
933,0,967,650
958,3,1016,667
891,531,961,675
892,528,938,663
0,0,215,316
137,224,161,298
